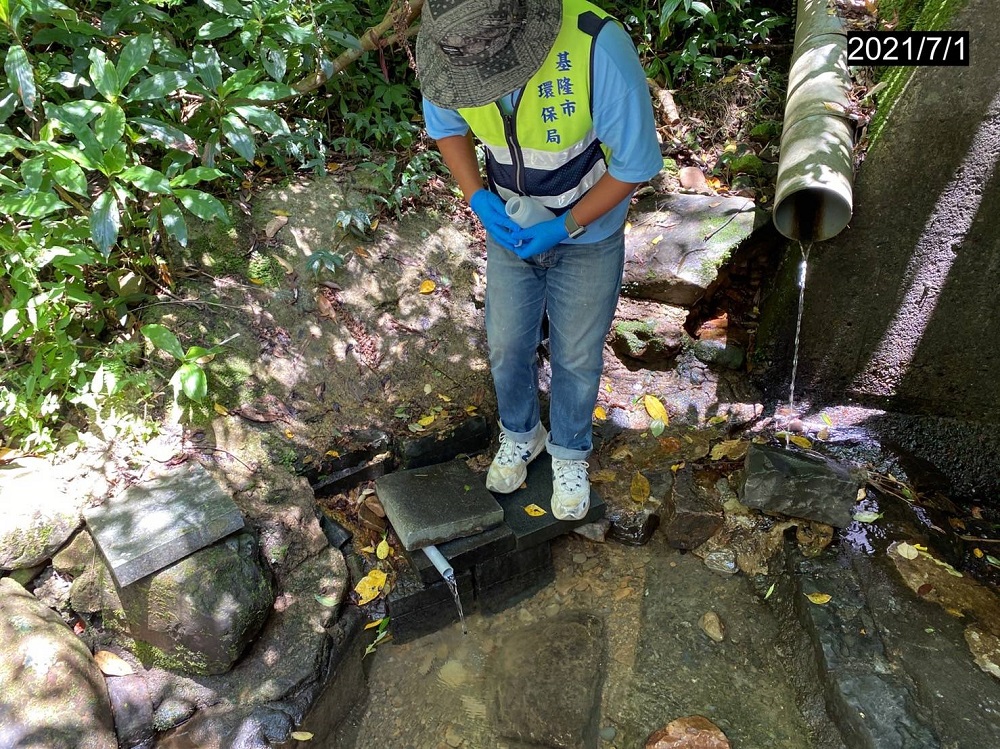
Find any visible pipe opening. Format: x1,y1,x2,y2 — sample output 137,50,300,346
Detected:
773,185,852,242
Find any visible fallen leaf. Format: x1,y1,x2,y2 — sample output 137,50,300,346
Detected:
94,650,133,676
438,393,452,402
973,548,984,558
213,403,229,416
852,511,882,523
316,293,337,321
805,592,832,605
314,594,338,607
987,555,1000,568
284,429,294,439
407,423,425,432
643,394,669,424
270,209,290,216
649,419,665,437
856,487,867,502
710,439,749,461
370,219,379,231
376,538,390,560
670,462,685,473
325,450,340,458
418,279,436,294
359,545,375,554
817,427,830,440
971,506,984,519
364,617,387,630
917,583,933,597
610,446,633,461
821,412,833,426
290,731,314,741
764,583,776,600
650,234,663,245
708,415,728,425
524,504,546,517
789,435,812,449
630,472,651,503
354,569,388,605
465,405,478,414
418,414,435,427
593,405,607,421
264,215,288,238
590,469,617,484
895,541,919,560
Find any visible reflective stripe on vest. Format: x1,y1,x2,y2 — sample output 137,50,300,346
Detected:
457,0,612,211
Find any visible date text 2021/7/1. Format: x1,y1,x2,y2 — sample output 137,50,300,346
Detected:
848,31,969,67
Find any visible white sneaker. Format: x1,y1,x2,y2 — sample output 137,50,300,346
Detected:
485,425,547,493
551,458,590,520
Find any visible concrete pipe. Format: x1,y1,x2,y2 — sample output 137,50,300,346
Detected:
773,0,855,242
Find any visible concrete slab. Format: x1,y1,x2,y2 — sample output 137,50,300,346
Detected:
83,462,244,587
374,459,504,551
494,453,605,550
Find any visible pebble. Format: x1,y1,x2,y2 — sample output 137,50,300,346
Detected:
699,611,726,642
517,608,535,624
582,558,600,572
703,549,738,576
613,587,632,601
600,725,618,741
544,603,560,618
573,553,588,564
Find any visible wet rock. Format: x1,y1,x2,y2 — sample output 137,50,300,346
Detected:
488,612,605,749
600,725,618,742
609,507,661,546
116,531,274,675
106,674,155,748
964,625,1000,679
742,443,862,528
664,468,723,550
795,521,834,558
0,578,116,749
573,518,611,543
645,715,731,748
690,339,745,371
702,549,738,576
156,703,291,749
699,611,725,642
0,458,82,569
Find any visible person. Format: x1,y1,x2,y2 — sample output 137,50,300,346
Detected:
416,0,661,520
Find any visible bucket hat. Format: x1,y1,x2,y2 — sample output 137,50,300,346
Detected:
416,0,563,109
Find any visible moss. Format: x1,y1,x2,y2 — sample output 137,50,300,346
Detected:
614,320,656,356
133,639,213,675
728,154,765,175
869,0,970,145
661,157,679,176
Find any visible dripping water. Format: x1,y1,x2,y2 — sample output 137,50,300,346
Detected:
789,241,812,410
444,573,467,635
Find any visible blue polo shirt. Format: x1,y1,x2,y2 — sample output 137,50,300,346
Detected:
423,20,662,244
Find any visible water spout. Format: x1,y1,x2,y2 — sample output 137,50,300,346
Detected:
423,544,454,582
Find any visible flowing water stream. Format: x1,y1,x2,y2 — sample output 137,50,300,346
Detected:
788,241,812,410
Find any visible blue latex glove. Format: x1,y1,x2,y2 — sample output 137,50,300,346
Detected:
511,214,569,259
470,189,519,251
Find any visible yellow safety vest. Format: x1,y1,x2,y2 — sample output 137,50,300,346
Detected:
457,0,613,211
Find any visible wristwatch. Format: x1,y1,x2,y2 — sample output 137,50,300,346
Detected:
564,210,587,239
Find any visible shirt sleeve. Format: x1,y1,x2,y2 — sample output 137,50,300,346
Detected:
423,96,471,140
591,22,663,184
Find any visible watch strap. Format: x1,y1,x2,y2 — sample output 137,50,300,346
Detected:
564,210,586,239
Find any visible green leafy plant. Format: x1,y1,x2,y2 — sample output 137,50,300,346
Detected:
140,324,233,407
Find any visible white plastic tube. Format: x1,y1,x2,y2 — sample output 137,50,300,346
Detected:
423,545,454,581
506,195,556,228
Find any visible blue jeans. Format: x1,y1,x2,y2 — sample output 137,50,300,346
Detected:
485,226,625,460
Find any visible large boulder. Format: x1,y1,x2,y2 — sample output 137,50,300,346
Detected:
0,458,82,570
0,578,116,749
114,532,273,675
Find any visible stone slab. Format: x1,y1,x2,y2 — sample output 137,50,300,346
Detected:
494,453,606,550
83,462,244,587
406,523,516,586
475,542,554,615
374,459,504,551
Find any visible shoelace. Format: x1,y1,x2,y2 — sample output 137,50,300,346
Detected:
553,460,589,490
495,432,535,466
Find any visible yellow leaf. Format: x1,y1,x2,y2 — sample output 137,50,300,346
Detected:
710,439,749,461
418,414,436,427
670,462,685,473
284,429,294,439
821,412,833,426
370,219,379,231
817,427,830,440
974,548,984,558
650,234,663,245
290,731,314,741
708,414,728,425
354,569,388,605
94,650,134,677
213,403,229,416
856,487,867,502
593,405,607,421
364,617,387,630
438,393,452,402
376,539,390,560
624,221,632,233
360,545,375,554
643,394,669,424
789,435,812,449
325,450,340,458
465,405,478,414
249,277,264,285
895,541,919,560
805,592,832,605
610,446,633,461
524,504,546,517
418,279,436,294
590,469,617,484
630,472,651,503
270,209,290,216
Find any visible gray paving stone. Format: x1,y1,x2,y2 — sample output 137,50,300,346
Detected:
83,462,244,587
494,453,605,550
374,459,503,551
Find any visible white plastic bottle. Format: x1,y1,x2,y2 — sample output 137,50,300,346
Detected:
505,195,556,228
